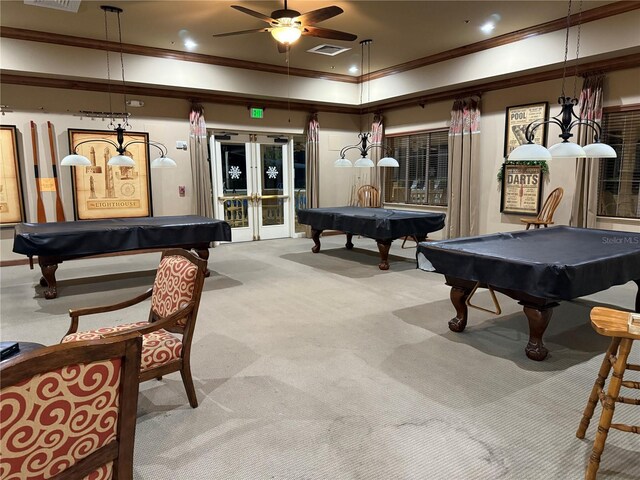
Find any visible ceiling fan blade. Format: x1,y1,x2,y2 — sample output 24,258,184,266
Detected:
302,26,357,42
296,6,343,25
212,28,271,38
231,5,275,23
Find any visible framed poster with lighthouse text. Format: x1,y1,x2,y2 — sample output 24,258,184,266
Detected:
68,129,152,220
500,164,543,215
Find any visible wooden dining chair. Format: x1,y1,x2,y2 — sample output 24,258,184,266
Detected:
62,248,207,408
1,333,142,480
357,184,381,208
520,187,564,230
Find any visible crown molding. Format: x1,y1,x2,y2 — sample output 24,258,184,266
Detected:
372,53,640,113
0,72,361,115
0,26,358,84
2,1,637,85
3,53,638,116
361,1,640,82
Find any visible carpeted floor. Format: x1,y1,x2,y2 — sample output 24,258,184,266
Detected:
1,235,638,479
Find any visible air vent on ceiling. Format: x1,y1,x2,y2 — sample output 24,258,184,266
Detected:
24,0,81,13
307,44,351,57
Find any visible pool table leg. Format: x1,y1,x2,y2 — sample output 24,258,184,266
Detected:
39,262,59,299
311,229,322,253
448,285,471,332
523,306,552,361
345,234,354,250
376,240,392,270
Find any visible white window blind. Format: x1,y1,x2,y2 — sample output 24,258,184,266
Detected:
384,130,448,206
597,109,640,219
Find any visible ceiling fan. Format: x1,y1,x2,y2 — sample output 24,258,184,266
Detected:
212,1,357,53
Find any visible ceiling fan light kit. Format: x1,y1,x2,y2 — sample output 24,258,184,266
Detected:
270,24,302,45
213,1,357,50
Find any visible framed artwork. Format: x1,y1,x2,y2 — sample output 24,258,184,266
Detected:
504,102,549,157
0,125,26,225
500,164,543,215
69,129,152,220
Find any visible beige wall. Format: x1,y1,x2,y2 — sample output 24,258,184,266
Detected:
1,68,639,261
383,67,640,236
0,85,361,261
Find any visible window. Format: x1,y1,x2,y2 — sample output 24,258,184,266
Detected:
597,109,640,219
383,130,448,206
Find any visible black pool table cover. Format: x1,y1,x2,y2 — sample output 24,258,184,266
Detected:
13,215,232,258
417,226,640,300
297,206,446,239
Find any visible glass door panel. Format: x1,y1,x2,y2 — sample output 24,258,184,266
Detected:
256,140,289,239
211,134,291,242
213,139,255,242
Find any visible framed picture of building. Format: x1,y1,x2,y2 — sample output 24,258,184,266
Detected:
500,163,543,215
504,102,549,157
0,125,26,225
68,129,152,220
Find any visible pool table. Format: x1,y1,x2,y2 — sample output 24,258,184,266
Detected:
13,215,231,299
297,206,446,270
417,226,640,360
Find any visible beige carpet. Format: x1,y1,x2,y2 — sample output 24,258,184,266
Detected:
1,235,639,479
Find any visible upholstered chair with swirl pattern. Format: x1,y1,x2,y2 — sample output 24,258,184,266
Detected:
1,333,142,480
61,249,207,408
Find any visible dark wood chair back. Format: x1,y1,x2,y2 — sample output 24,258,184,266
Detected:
1,334,142,480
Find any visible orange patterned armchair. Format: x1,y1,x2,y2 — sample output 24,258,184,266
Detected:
0,333,142,480
62,249,207,408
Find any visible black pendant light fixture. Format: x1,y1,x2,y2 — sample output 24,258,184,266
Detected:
61,5,175,169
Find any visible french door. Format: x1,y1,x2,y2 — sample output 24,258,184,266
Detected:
211,133,291,242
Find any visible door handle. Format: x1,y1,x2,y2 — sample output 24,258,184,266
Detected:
218,195,251,201
260,195,289,200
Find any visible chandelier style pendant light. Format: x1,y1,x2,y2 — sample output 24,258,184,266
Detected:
507,0,615,161
335,40,399,168
61,5,175,169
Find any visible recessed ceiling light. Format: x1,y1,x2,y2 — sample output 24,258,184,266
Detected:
349,65,359,74
184,38,197,50
480,22,495,34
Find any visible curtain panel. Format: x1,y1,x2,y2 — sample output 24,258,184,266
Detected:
370,114,384,193
305,113,320,209
447,97,481,238
189,104,214,218
570,74,605,228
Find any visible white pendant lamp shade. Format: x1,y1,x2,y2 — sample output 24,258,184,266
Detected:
508,143,552,161
377,156,399,167
150,156,177,168
548,141,586,159
583,142,617,158
334,157,352,167
108,154,136,166
60,154,92,166
354,157,375,168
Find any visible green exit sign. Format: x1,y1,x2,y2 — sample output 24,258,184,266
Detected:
250,108,264,119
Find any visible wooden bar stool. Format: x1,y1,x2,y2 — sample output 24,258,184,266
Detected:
576,307,640,480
